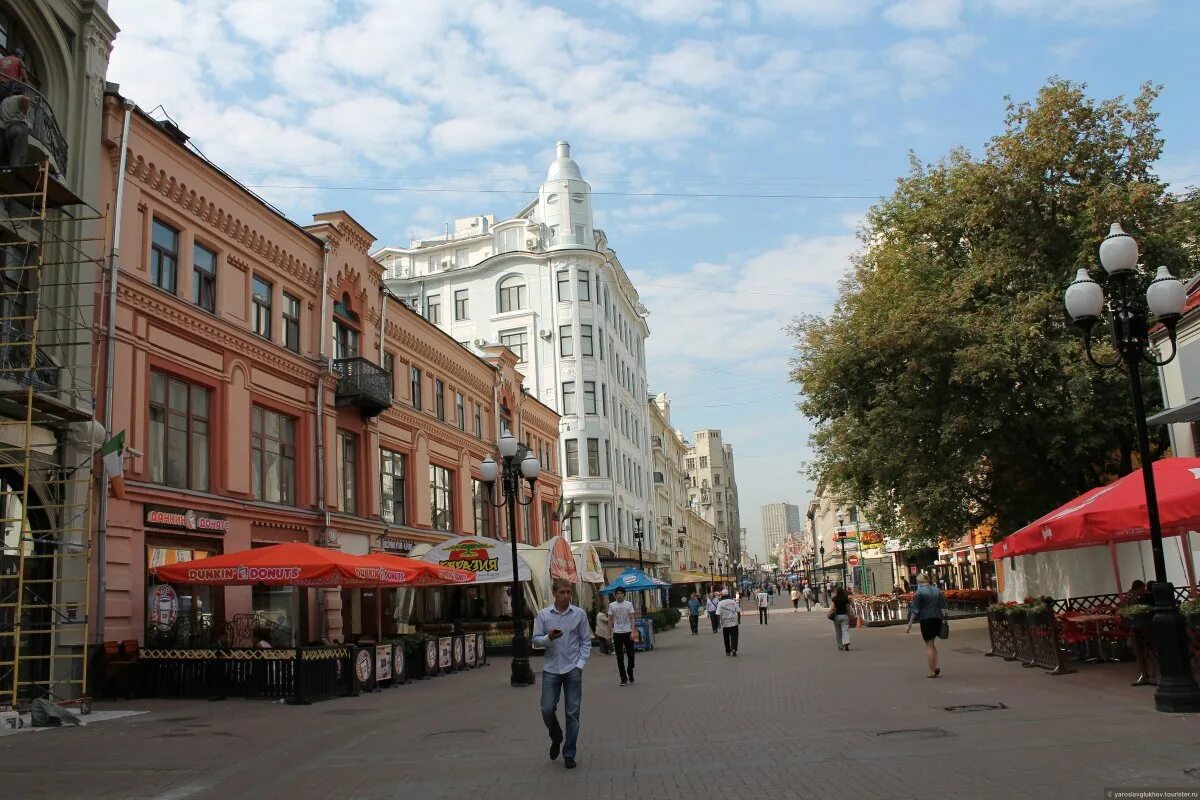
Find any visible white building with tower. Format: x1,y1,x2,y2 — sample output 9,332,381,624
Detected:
375,142,655,579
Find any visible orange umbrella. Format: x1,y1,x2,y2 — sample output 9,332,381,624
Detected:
150,542,409,587
360,552,475,586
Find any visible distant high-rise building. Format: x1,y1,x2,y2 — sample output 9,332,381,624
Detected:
762,503,802,564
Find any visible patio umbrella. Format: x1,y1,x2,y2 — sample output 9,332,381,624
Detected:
359,553,476,586
150,542,410,587
997,457,1200,559
598,567,672,594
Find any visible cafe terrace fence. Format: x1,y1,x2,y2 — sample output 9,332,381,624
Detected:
985,588,1200,681
852,594,993,626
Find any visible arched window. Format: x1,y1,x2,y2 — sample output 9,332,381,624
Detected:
333,293,359,359
498,275,527,312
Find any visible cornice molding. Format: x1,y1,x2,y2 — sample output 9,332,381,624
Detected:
126,148,321,292
117,282,321,384
384,315,493,398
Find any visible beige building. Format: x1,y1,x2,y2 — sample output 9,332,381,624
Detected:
685,429,743,572
648,393,688,580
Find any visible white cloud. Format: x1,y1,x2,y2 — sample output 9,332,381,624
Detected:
757,0,883,25
982,0,1157,23
886,33,979,99
1048,37,1090,61
607,0,728,24
221,0,335,48
884,0,962,29
648,41,738,89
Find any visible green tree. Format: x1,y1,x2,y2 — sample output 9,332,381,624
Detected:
789,79,1190,546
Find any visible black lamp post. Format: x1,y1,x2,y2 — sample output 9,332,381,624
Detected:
836,514,849,590
708,552,715,596
1064,222,1200,713
633,508,647,614
481,431,541,688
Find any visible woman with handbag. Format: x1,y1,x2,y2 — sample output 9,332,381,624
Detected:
829,586,852,650
906,572,948,677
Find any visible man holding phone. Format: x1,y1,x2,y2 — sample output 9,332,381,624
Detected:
532,577,592,769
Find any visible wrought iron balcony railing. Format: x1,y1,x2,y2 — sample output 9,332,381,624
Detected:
0,320,60,393
0,79,68,174
332,357,392,417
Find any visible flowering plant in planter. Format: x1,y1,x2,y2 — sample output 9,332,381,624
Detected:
1118,604,1154,628
1179,599,1200,625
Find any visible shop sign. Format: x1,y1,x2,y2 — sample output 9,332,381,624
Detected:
438,636,453,669
355,649,373,684
380,536,415,555
149,584,178,628
144,505,230,533
376,645,392,681
423,536,531,583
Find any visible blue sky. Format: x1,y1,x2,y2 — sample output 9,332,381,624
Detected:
107,0,1200,559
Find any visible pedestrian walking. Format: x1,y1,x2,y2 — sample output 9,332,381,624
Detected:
532,577,592,769
717,590,741,656
766,584,774,605
594,601,612,655
756,587,769,625
905,572,948,677
706,591,720,633
790,586,801,612
802,583,813,611
608,587,637,686
829,586,852,650
687,592,701,635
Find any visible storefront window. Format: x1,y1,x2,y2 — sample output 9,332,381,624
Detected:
252,585,293,643
145,543,220,647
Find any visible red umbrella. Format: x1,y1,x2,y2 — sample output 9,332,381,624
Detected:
150,542,409,587
359,553,475,586
997,457,1200,558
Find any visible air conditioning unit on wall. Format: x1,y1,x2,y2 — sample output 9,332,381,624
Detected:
538,328,553,339
472,338,487,347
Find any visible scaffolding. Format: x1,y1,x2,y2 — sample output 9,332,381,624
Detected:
0,161,105,712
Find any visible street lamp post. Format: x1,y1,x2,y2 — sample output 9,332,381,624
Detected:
836,514,849,590
633,508,647,614
481,432,541,688
708,552,715,596
1064,222,1200,713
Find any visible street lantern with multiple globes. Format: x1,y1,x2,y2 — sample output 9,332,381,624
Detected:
632,508,648,613
480,431,541,688
1063,222,1200,713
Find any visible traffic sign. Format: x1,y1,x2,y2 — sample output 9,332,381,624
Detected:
847,554,861,567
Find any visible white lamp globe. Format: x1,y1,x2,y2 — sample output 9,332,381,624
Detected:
633,508,643,522
498,431,518,459
520,452,540,480
1064,268,1104,323
1098,222,1139,275
1146,266,1186,320
480,455,498,483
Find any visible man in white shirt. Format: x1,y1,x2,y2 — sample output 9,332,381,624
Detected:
706,591,720,633
802,583,813,611
607,587,637,686
532,577,592,769
756,588,770,625
717,590,741,656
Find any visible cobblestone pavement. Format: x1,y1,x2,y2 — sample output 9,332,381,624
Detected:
4,606,1200,800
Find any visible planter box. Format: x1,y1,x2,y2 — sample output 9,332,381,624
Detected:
1126,614,1153,630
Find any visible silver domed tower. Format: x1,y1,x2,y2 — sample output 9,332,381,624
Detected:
538,140,594,251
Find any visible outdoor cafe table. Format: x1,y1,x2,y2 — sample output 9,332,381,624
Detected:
1067,613,1121,663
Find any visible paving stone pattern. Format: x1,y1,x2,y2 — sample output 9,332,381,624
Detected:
3,605,1200,799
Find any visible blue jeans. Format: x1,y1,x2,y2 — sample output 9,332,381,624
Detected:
541,668,583,758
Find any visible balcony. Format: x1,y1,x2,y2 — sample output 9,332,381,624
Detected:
659,515,672,529
1,81,68,175
333,357,392,417
651,435,662,450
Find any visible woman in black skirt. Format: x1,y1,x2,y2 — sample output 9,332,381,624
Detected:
905,572,947,677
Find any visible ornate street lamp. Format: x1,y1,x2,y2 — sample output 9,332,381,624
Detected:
481,431,541,688
836,513,849,590
1064,222,1200,713
633,508,647,614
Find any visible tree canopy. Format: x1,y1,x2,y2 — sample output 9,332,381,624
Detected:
789,79,1198,547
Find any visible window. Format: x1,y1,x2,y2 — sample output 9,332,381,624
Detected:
474,403,482,438
454,289,469,320
426,294,441,324
576,223,586,244
428,255,439,272
252,406,296,505
430,464,454,532
149,372,209,491
500,228,522,253
473,479,492,536
380,449,406,525
714,474,721,486
605,440,611,477
150,219,179,294
588,506,601,540
700,456,708,468
578,270,591,301
542,503,553,544
601,385,607,417
383,353,395,397
598,330,604,360
434,379,445,420
338,432,358,514
410,367,422,410
559,324,573,357
498,276,527,312
716,492,723,503
334,321,359,360
587,438,600,477
565,440,579,477
455,247,469,268
583,381,597,414
193,242,216,312
456,392,465,430
580,324,594,357
252,276,272,339
499,329,528,363
568,507,583,543
562,381,576,415
282,293,300,353
557,270,570,301
522,501,533,544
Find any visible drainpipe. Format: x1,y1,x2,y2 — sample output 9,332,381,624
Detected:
378,286,387,364
315,241,332,635
95,97,135,643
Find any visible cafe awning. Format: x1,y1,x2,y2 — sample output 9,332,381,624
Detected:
150,542,409,587
358,553,475,586
1148,397,1200,426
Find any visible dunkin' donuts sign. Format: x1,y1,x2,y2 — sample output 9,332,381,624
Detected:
145,505,230,533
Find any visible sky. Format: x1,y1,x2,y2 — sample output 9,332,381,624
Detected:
106,0,1200,561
